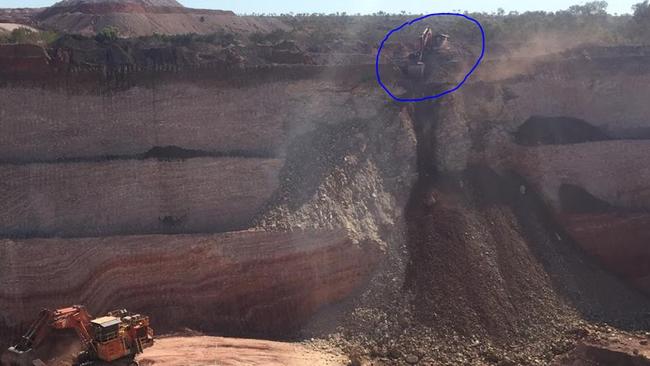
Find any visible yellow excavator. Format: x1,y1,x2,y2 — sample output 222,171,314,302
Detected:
407,28,450,78
3,305,153,366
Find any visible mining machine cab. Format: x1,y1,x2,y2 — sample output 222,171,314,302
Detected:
79,309,154,366
3,306,153,366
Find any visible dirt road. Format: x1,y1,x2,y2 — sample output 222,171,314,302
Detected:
137,336,348,366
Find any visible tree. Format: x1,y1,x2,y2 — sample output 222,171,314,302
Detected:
630,1,650,40
0,27,59,45
633,0,650,20
95,26,119,43
9,28,35,43
568,1,608,16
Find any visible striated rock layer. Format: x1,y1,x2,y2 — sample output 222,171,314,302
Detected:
0,230,379,344
0,44,51,75
0,80,381,163
510,141,650,293
0,157,282,238
514,141,650,210
559,213,650,290
464,50,650,137
456,50,650,295
0,62,405,351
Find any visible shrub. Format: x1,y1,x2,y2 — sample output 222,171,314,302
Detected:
248,29,289,44
142,31,236,46
95,26,119,43
0,28,60,45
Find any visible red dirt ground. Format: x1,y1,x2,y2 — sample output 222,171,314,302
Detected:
137,336,348,366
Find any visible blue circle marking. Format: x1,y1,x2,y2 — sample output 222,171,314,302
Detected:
375,13,486,102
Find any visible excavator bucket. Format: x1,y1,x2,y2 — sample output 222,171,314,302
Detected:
7,346,26,354
407,62,426,78
1,349,34,366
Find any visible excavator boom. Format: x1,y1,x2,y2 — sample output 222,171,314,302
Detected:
418,27,434,63
9,305,93,355
9,310,52,354
406,27,434,78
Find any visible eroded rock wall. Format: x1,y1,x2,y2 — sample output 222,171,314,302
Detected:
0,78,380,162
0,157,282,237
0,64,414,349
513,141,650,210
0,230,379,342
386,51,650,361
509,141,650,292
458,50,650,294
467,53,650,136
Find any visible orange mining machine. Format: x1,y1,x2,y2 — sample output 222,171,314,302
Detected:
4,305,153,366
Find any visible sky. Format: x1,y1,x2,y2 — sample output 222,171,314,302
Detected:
0,0,640,15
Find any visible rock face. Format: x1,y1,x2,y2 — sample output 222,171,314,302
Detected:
514,116,611,146
0,9,41,26
0,157,282,237
2,29,649,365
0,60,411,357
0,230,380,343
381,45,650,365
511,141,650,292
560,213,650,290
514,141,650,210
0,44,51,74
466,48,650,137
552,333,650,366
0,80,380,162
456,49,650,295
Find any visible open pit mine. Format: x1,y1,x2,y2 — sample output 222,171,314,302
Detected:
0,0,649,365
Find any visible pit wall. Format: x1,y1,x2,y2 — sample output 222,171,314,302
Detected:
0,64,415,344
466,54,650,135
0,65,390,238
0,65,379,163
0,158,281,237
456,52,650,293
0,230,380,341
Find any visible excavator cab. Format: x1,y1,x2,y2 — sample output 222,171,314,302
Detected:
92,317,121,343
90,316,124,362
434,33,450,50
88,312,153,364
